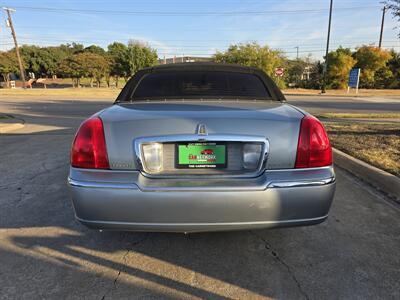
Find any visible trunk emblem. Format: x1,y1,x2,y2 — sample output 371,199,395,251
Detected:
196,124,208,135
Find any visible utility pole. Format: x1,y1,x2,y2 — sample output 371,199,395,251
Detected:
321,0,333,94
3,7,26,88
294,46,299,60
379,6,386,48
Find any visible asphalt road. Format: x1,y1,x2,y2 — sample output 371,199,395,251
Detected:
287,95,400,114
1,96,400,299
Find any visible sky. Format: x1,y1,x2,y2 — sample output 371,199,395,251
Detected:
0,0,399,60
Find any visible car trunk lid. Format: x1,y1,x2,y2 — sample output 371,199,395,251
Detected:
100,100,304,172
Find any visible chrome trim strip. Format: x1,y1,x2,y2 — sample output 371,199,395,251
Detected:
266,165,334,172
268,177,336,188
76,215,328,227
134,133,270,178
68,178,138,189
68,175,335,191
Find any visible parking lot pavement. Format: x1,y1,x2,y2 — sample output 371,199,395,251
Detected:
0,98,399,299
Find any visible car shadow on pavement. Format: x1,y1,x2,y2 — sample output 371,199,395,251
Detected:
0,152,308,298
6,224,310,299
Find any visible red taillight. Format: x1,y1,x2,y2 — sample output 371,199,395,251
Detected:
295,115,332,168
71,117,109,169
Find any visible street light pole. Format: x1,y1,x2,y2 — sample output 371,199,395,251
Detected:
378,6,386,49
294,46,299,60
321,0,333,94
3,7,26,88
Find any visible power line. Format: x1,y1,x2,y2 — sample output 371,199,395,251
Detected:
12,35,398,48
13,34,399,44
12,5,380,16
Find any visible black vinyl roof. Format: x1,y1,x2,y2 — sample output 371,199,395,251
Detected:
116,62,286,102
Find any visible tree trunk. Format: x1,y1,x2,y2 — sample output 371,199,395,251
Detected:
2,74,10,88
90,78,93,88
115,76,119,88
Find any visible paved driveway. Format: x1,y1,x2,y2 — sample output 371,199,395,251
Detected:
0,97,399,299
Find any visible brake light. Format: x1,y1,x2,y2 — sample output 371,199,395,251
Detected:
295,115,332,168
71,117,109,169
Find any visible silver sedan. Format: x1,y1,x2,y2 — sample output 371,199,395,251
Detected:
68,63,335,233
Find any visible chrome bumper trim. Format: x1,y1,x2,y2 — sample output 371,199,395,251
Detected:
268,176,336,188
68,174,335,191
76,215,328,227
68,178,138,189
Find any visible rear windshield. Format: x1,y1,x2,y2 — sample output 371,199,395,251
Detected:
130,71,271,100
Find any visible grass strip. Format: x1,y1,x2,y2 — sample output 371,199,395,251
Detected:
317,113,400,119
324,122,400,177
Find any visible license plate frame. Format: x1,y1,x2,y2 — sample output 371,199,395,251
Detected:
175,142,227,169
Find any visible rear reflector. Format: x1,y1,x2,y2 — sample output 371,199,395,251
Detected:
71,117,110,169
295,115,332,168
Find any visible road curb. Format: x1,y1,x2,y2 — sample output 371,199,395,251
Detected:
333,148,400,200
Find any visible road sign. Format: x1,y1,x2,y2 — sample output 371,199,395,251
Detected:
275,67,284,77
348,68,360,88
347,68,360,94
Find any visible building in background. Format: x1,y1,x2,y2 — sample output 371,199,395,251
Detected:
159,56,212,64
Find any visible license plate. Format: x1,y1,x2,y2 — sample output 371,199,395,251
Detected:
176,142,227,169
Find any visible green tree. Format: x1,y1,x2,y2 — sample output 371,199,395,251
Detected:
353,46,392,88
387,50,400,88
385,1,400,37
59,52,109,87
83,45,106,56
214,42,285,87
376,49,400,88
285,58,309,87
21,46,54,77
20,45,75,78
107,42,128,87
285,57,323,89
0,51,19,87
59,42,84,55
45,46,72,77
58,54,86,87
82,52,109,87
374,66,394,88
325,47,356,89
124,40,158,80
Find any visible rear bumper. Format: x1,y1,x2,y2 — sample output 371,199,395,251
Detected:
68,166,336,233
